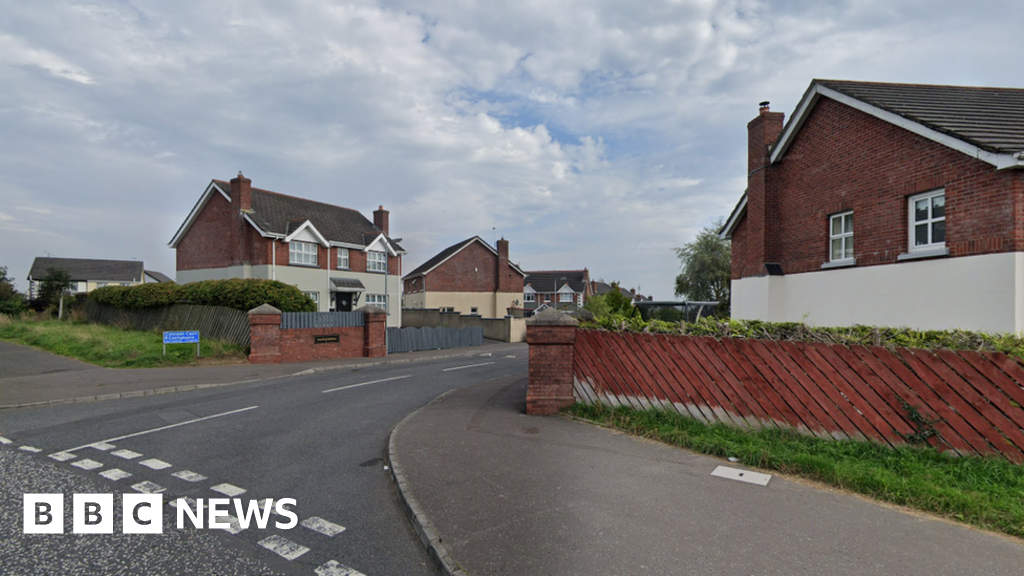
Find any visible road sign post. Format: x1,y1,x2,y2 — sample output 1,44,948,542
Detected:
163,331,201,357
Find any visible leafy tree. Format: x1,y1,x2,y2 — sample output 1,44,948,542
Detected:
0,266,28,315
674,219,731,315
583,282,634,320
38,267,74,319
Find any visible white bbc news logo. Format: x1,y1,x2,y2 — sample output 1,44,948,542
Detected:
24,494,297,534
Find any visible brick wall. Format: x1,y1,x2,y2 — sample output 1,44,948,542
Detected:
176,192,238,271
732,97,1024,279
525,312,578,415
408,241,524,295
248,307,386,363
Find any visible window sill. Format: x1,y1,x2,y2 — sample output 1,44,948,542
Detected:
821,259,856,270
897,247,949,262
289,262,320,268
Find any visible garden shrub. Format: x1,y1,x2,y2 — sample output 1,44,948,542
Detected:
90,279,316,313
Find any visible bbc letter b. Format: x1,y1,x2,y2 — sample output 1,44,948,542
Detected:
24,494,63,534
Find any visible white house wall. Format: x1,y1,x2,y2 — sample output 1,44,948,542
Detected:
731,252,1024,334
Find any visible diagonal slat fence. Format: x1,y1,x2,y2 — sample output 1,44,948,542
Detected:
572,330,1024,462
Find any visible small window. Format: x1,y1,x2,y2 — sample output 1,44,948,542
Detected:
471,307,478,315
303,291,319,306
337,248,350,269
290,241,318,266
829,211,853,261
909,190,945,251
367,251,387,273
524,293,535,303
559,292,573,303
97,282,108,288
366,293,388,313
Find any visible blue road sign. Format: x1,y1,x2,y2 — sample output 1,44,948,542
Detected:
163,331,200,344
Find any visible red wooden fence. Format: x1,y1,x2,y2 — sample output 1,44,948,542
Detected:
572,330,1024,462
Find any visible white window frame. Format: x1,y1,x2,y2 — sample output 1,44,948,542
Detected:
304,291,319,307
908,189,946,252
559,292,573,303
367,250,387,273
524,293,535,303
829,211,854,262
365,293,388,313
290,241,318,266
337,248,350,269
470,307,478,315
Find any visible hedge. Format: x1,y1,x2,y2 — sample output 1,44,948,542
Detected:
90,279,316,313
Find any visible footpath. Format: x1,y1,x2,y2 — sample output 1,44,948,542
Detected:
390,375,1024,576
0,340,524,408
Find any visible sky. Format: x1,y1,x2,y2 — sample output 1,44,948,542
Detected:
2,0,1023,299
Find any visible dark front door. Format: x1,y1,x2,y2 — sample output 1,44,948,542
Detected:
334,292,354,312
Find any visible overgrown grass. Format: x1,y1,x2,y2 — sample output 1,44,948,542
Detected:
0,317,247,368
567,402,1024,539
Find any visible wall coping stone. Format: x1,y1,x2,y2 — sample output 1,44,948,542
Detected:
249,303,282,315
526,308,579,326
355,305,387,314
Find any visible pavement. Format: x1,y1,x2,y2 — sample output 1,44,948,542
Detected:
0,339,525,409
390,375,1024,576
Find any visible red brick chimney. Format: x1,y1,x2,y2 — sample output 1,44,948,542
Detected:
496,237,510,292
373,206,389,236
746,102,785,276
230,172,252,212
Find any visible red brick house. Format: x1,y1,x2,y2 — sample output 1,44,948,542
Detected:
524,270,592,312
169,174,405,326
402,236,525,317
721,80,1024,333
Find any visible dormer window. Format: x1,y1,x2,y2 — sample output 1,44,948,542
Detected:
368,250,387,273
290,241,318,266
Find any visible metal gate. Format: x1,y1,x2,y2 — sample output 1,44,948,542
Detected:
386,326,483,354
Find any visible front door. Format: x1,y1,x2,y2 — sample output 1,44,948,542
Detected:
333,292,354,312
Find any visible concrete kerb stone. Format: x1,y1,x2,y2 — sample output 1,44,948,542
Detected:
388,388,470,576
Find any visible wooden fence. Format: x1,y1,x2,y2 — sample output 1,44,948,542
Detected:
84,301,251,348
572,330,1024,462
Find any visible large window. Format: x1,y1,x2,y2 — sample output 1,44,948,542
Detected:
559,292,573,303
367,251,387,273
829,211,853,262
524,293,535,303
337,248,350,269
909,190,945,251
290,241,318,266
365,293,388,313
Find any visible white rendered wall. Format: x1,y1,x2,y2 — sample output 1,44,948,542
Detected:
731,252,1024,334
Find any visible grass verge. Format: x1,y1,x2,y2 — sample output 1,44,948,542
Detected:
0,318,247,368
566,402,1024,539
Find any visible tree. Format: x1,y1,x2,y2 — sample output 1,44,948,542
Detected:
37,267,74,319
0,266,27,315
674,219,731,315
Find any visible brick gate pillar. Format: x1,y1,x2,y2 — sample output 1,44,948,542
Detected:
248,303,282,364
358,305,387,358
526,309,578,415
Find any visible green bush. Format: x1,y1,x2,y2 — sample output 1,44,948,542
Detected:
89,279,315,312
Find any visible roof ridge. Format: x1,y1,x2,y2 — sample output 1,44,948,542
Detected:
816,79,1024,92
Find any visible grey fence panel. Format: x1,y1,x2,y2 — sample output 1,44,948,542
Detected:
280,312,364,329
386,325,483,354
84,301,251,348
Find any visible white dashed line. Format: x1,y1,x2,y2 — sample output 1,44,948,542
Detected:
139,458,172,470
0,436,11,445
301,516,346,537
49,452,76,461
211,483,246,497
171,470,207,482
321,375,411,394
315,560,366,576
100,469,132,481
71,459,103,470
132,481,166,494
111,449,143,460
19,446,42,453
711,466,772,486
442,362,495,372
61,406,259,453
258,535,309,561
90,442,116,451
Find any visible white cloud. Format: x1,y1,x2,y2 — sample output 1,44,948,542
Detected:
0,33,93,84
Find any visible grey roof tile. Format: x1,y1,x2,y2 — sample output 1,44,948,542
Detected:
28,258,144,282
524,270,589,294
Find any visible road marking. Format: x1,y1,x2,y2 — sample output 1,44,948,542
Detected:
112,449,143,460
443,362,495,372
169,497,202,511
213,514,245,534
301,516,346,537
62,406,259,452
0,436,11,445
19,446,42,453
505,355,516,358
211,483,246,497
322,375,410,394
258,535,309,561
90,442,116,451
71,459,103,470
315,560,366,576
140,458,172,470
100,468,132,481
132,481,166,494
49,452,76,461
172,470,207,482
257,499,286,517
711,465,772,486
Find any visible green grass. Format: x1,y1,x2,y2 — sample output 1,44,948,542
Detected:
0,317,247,368
567,402,1024,539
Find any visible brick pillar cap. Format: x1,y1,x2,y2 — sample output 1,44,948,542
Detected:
355,305,387,315
527,308,578,326
248,303,282,315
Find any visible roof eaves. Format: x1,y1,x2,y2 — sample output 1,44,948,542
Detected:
720,192,747,240
169,180,232,248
